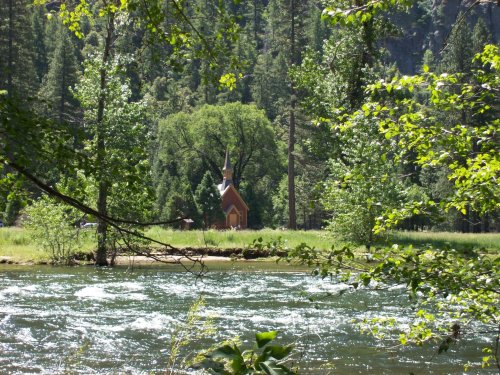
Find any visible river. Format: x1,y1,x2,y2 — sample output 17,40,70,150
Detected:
0,263,494,374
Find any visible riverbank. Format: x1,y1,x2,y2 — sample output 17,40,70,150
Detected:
0,253,306,275
0,250,280,266
1,227,499,265
0,254,237,266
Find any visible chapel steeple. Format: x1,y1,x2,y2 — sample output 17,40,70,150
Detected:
222,148,233,189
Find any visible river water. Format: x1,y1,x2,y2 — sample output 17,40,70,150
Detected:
0,263,494,374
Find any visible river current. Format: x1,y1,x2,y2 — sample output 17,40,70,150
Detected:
0,264,494,374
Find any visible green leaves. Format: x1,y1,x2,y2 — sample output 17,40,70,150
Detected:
259,360,294,375
360,45,500,217
321,112,406,248
72,54,154,223
195,171,224,229
256,331,278,348
211,345,247,373
197,331,296,375
24,195,82,264
322,0,411,27
219,73,243,91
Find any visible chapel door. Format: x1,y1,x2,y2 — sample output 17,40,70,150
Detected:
229,213,238,227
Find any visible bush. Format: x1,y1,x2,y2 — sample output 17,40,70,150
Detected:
24,196,82,264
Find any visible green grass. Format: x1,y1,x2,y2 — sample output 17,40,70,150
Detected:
142,228,500,254
0,227,43,262
145,227,336,250
0,227,96,262
1,227,498,263
385,231,500,253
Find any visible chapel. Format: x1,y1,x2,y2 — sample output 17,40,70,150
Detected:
216,149,248,229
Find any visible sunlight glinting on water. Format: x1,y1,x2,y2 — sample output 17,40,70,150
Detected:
0,266,494,374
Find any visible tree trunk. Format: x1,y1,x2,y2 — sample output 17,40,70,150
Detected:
287,0,297,230
60,52,66,124
7,0,13,97
95,11,116,266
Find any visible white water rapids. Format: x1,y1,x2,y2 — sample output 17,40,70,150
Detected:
0,265,494,374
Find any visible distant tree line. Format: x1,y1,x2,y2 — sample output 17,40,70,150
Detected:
0,0,498,242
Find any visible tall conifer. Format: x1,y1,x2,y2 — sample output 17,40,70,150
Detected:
39,22,80,125
0,0,38,100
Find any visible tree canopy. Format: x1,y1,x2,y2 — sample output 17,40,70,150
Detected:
154,102,283,227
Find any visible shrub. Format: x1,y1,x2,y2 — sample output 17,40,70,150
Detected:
24,196,82,264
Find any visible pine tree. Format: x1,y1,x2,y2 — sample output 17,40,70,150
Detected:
0,0,38,100
0,0,38,223
440,17,473,74
307,5,328,53
31,6,48,83
39,22,80,125
195,171,223,229
471,19,491,56
259,0,311,230
248,0,266,49
3,195,24,227
161,177,199,227
44,16,59,60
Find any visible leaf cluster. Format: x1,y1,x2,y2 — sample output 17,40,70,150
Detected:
24,195,83,264
280,239,499,368
322,0,412,27
196,331,296,375
344,45,500,220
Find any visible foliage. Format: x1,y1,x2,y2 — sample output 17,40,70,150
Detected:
37,19,80,122
33,0,242,87
166,296,215,374
195,331,296,375
0,0,490,239
156,103,279,187
195,171,224,229
23,195,82,264
280,239,500,370
321,114,406,249
272,165,327,230
321,0,412,27
52,49,155,265
0,0,38,100
155,102,282,226
73,53,154,237
281,45,500,369
3,194,24,227
290,2,404,235
359,45,500,228
159,176,199,227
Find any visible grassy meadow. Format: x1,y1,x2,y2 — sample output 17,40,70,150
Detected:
0,227,40,262
0,226,498,263
387,231,500,254
144,227,333,249
0,227,96,262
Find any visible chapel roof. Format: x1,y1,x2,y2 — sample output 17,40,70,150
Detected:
223,148,232,171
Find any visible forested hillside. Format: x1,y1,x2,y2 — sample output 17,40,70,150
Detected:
1,0,498,237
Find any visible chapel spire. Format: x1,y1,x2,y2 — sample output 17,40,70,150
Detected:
222,148,233,189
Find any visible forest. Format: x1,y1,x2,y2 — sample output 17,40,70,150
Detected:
1,0,498,237
0,0,499,373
